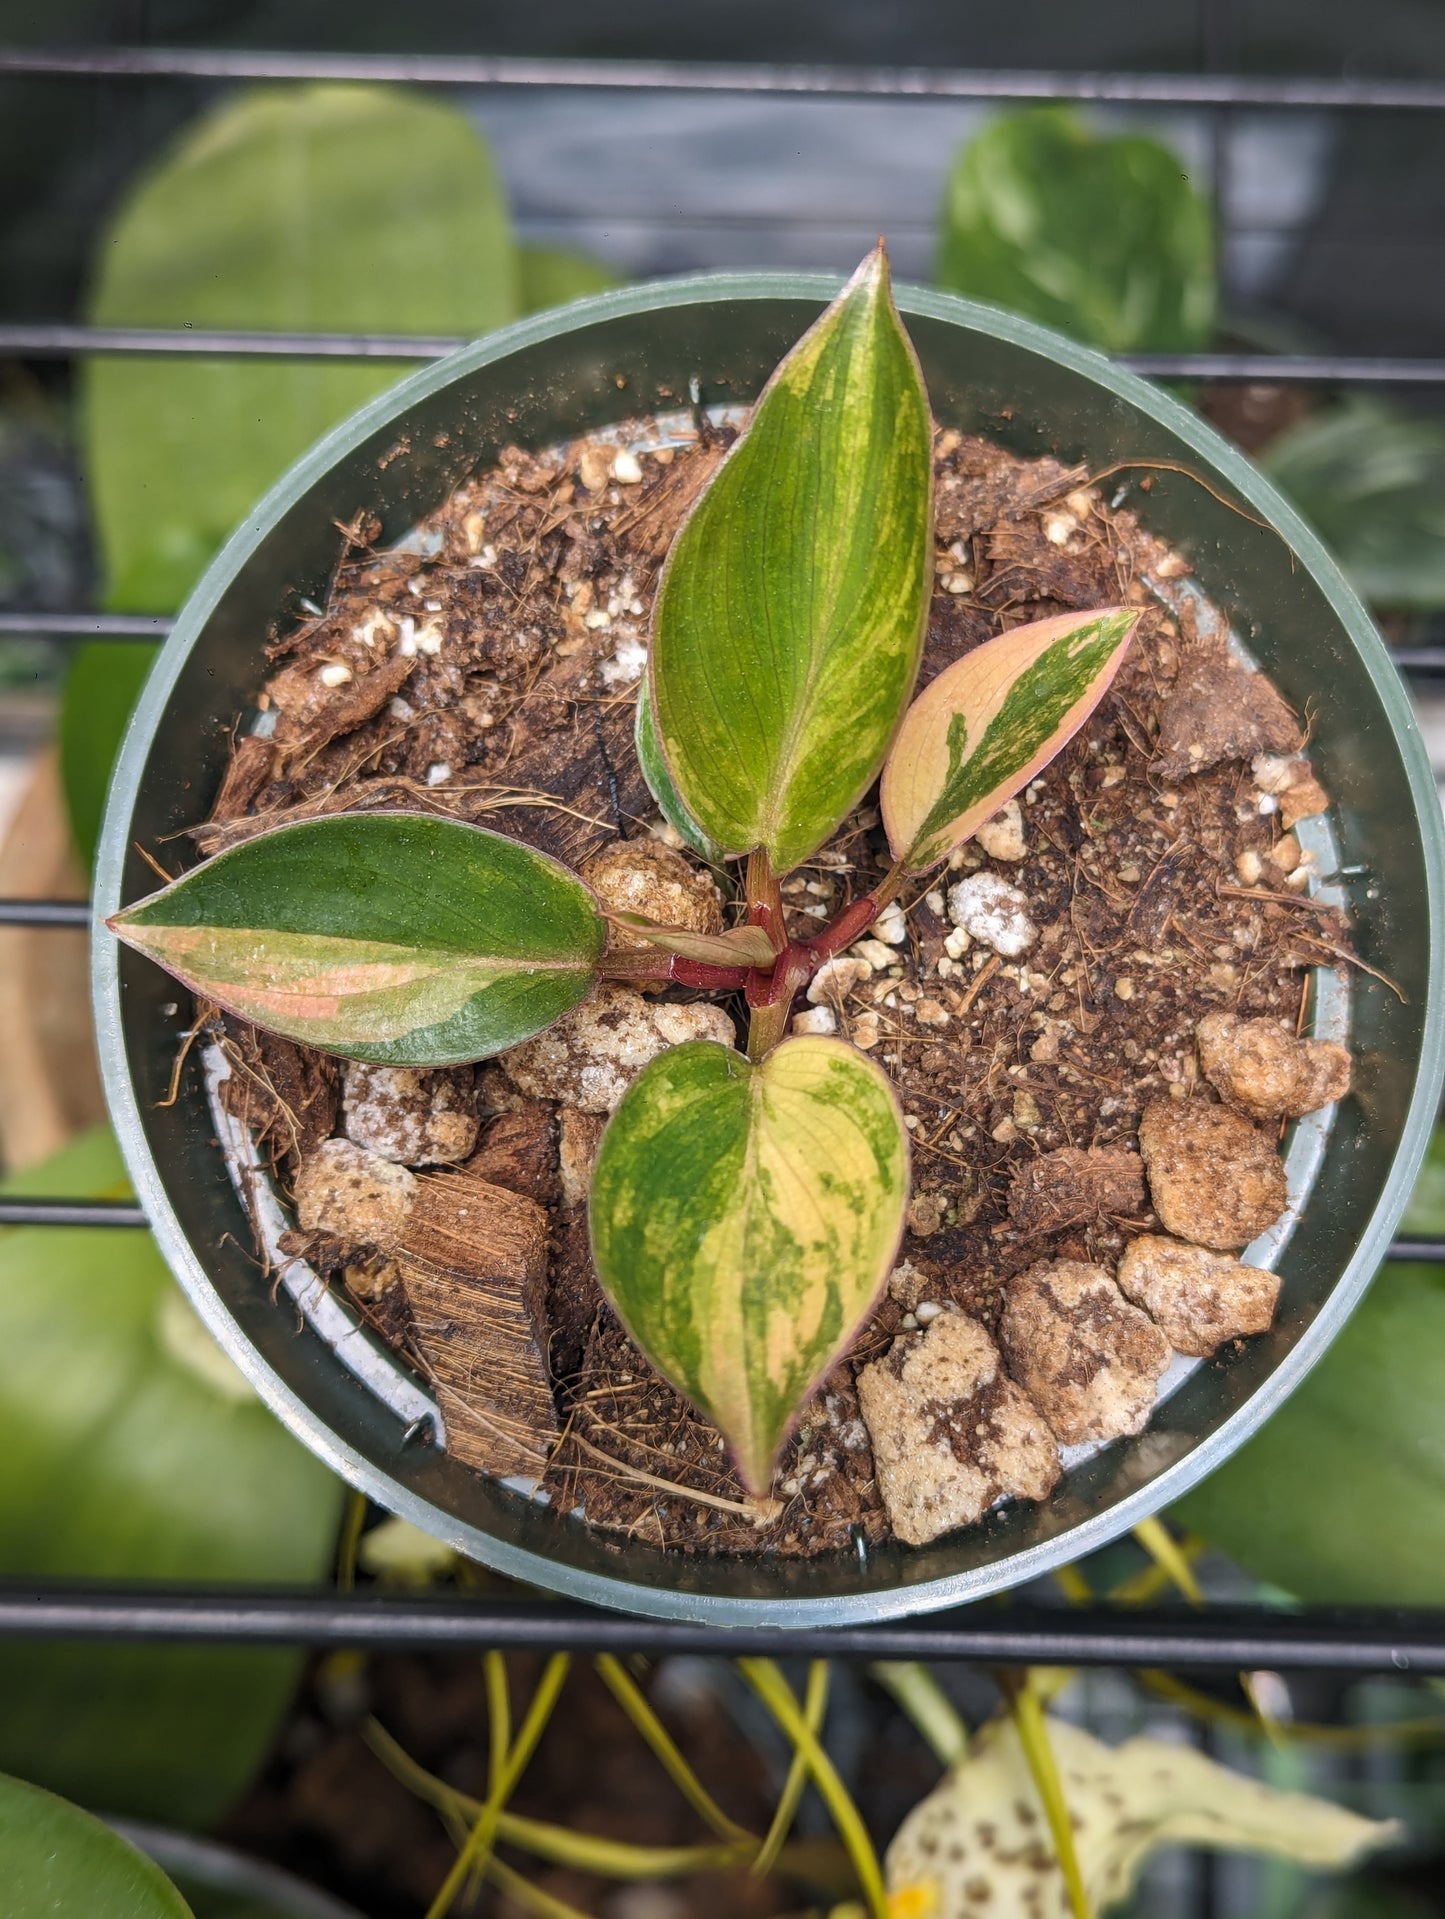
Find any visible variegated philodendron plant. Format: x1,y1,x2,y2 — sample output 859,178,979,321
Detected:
111,247,1137,1496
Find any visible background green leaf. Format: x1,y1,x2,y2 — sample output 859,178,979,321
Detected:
1173,1124,1445,1603
935,105,1216,353
650,247,934,873
83,83,517,614
0,1773,193,1918
1262,397,1445,611
0,1128,342,1825
112,814,605,1065
63,82,528,868
517,243,619,313
590,1035,909,1493
59,640,159,870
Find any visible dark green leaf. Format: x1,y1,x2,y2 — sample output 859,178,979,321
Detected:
0,1772,193,1917
935,106,1216,354
651,245,934,872
590,1036,909,1493
0,1129,342,1825
1173,1265,1445,1605
59,641,158,869
110,813,605,1066
1263,398,1445,610
83,84,518,613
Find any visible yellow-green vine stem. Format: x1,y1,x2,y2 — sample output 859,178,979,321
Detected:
751,1660,830,1877
870,1662,968,1770
423,1652,570,1919
739,1658,888,1919
594,1654,754,1843
1132,1517,1204,1606
999,1671,1092,1919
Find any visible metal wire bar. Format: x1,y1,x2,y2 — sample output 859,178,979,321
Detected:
0,610,171,639
0,900,91,927
3,46,1445,111
0,1199,147,1228
1,1189,1438,1263
1,1585,1444,1667
6,326,1445,386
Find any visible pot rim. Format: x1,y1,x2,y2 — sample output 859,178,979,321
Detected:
93,272,1445,1624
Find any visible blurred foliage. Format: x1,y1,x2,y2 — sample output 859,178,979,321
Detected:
61,83,616,867
1263,398,1445,612
1174,1125,1445,1605
0,1128,342,1825
0,1772,192,1917
935,105,1215,353
517,242,619,312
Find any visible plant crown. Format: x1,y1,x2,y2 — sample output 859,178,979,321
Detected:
110,245,1137,1493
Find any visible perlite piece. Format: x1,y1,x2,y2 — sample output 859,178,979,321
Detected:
856,1311,1059,1545
999,1259,1171,1446
1196,1010,1351,1122
500,982,736,1114
1138,1095,1288,1251
1117,1233,1280,1356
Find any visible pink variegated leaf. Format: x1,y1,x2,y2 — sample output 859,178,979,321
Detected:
881,606,1139,872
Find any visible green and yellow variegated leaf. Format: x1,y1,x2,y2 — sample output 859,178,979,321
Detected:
651,245,934,872
589,1036,909,1494
633,679,728,864
606,912,777,970
886,1715,1397,1919
108,813,604,1066
882,606,1138,871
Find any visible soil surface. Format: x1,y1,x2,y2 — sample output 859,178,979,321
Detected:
194,416,1351,1560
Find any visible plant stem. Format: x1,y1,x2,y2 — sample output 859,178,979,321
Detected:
594,1654,755,1843
751,1660,830,1877
745,847,787,954
870,1662,968,1770
739,1658,889,1919
1131,1517,1204,1607
484,1856,595,1919
423,1652,570,1919
334,1487,367,1591
996,1670,1093,1919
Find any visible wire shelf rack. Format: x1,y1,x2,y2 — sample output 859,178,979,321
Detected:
1,33,1443,1672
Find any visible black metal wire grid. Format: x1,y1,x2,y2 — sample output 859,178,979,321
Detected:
2,35,1443,1664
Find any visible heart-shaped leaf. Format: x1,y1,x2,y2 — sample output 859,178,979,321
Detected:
589,1035,909,1493
935,105,1216,354
0,1772,194,1917
650,245,934,873
633,677,727,864
881,606,1138,872
108,813,604,1066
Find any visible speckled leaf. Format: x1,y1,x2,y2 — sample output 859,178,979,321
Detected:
634,677,727,864
589,1036,908,1493
886,1716,1396,1919
0,1773,193,1918
882,606,1138,871
650,246,933,871
108,814,604,1066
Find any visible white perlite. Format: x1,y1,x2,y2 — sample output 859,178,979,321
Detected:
500,984,736,1113
946,871,1038,956
973,797,1027,861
